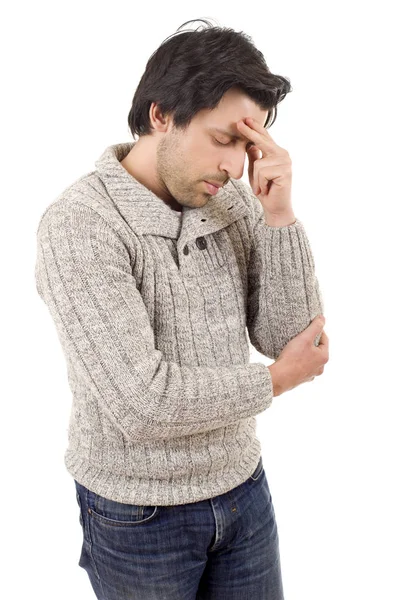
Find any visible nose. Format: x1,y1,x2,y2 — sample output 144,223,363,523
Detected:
218,151,246,181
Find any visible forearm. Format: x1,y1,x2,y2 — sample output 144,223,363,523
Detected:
248,214,324,359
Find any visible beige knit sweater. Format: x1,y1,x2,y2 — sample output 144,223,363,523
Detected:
34,141,324,506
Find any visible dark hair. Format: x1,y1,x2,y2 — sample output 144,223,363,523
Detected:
127,18,292,139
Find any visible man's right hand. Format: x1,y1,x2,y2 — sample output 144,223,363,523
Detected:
268,315,329,397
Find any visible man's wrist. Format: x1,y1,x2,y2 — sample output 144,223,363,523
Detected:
264,211,296,227
268,362,284,397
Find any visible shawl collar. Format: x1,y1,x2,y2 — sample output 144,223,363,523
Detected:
94,142,248,246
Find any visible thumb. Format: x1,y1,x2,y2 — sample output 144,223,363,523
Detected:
247,145,261,172
247,146,262,193
308,314,325,334
307,314,325,347
247,145,261,162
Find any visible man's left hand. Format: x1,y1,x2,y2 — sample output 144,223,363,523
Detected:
236,117,293,219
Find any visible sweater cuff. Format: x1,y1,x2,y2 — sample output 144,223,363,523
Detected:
265,218,299,229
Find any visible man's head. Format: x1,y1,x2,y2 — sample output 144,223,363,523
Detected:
122,19,292,212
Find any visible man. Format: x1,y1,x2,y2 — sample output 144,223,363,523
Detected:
35,19,328,600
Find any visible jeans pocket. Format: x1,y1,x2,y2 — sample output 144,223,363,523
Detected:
87,489,159,528
249,457,264,481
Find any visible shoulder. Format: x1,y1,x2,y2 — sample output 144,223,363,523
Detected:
35,172,125,239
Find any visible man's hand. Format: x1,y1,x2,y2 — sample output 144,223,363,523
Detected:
236,117,294,223
268,315,329,397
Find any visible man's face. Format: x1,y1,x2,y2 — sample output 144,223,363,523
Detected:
155,87,269,210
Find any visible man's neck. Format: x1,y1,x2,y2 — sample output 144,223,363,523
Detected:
120,142,182,213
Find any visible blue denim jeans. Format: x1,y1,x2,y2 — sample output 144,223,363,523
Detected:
74,456,285,599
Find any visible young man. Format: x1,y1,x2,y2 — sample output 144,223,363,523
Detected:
35,18,328,600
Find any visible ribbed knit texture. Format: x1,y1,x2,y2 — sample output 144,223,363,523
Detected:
35,142,324,506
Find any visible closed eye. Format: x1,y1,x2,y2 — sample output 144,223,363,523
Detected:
213,137,255,151
213,138,230,146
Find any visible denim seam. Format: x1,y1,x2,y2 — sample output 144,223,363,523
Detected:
85,488,104,590
208,499,222,552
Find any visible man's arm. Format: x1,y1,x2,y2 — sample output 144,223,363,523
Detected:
233,179,324,360
35,200,275,443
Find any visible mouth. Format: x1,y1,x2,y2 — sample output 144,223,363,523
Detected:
204,181,222,195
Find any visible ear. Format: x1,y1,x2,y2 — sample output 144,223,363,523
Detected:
149,102,170,133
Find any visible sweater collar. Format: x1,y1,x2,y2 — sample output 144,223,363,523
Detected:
94,142,248,244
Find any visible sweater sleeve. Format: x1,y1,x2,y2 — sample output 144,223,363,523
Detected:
243,183,325,360
35,201,274,443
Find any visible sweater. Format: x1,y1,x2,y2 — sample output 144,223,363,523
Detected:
34,141,324,506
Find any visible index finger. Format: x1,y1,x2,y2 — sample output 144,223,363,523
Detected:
236,117,278,155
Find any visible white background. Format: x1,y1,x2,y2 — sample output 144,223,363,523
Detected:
1,1,399,599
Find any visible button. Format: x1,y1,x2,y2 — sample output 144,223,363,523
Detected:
183,245,189,255
196,237,207,250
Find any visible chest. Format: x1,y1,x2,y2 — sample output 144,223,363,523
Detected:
130,224,252,363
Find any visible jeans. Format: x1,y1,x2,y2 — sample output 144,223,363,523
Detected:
74,456,285,599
